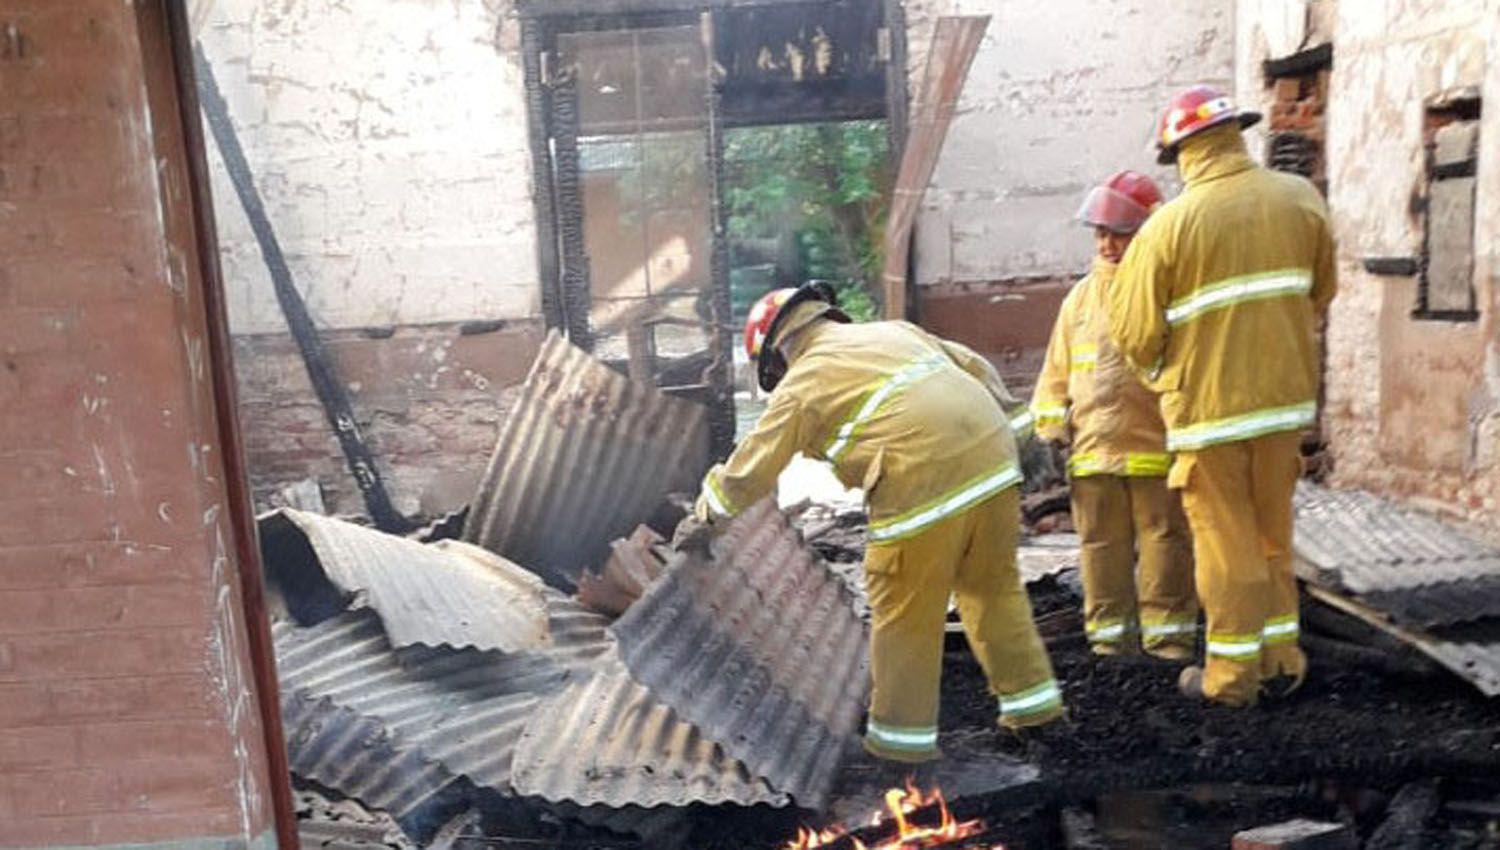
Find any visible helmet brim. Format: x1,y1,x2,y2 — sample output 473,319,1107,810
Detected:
1156,110,1264,165
755,281,850,392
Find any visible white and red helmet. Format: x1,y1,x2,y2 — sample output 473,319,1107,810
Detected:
1155,84,1262,164
744,281,848,391
1077,170,1163,234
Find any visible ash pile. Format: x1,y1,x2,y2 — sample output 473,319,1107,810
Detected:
264,333,868,849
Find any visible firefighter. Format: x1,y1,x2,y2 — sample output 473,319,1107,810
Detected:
1107,85,1337,706
1031,171,1198,661
676,282,1063,763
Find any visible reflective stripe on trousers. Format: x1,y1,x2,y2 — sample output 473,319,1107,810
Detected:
999,678,1063,718
867,461,1023,544
865,720,938,754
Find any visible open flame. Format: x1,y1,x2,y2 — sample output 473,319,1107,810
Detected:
781,778,1001,849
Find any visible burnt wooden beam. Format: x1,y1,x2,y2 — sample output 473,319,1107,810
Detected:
1264,42,1333,79
194,47,410,533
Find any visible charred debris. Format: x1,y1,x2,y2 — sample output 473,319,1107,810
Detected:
266,334,1500,850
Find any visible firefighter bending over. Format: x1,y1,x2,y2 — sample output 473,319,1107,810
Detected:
677,282,1063,762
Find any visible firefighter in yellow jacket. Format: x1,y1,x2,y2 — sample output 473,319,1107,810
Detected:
680,282,1063,763
1031,171,1198,661
1107,86,1337,706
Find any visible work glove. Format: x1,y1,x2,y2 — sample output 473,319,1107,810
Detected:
671,514,715,553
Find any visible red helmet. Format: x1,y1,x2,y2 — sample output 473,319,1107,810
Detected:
1077,170,1163,234
1155,84,1262,164
744,281,848,391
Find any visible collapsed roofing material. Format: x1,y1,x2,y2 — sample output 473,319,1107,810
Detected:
464,331,712,589
261,508,551,653
274,611,574,800
577,525,670,617
512,666,787,808
295,790,418,850
1294,482,1500,697
612,499,871,808
1294,483,1500,628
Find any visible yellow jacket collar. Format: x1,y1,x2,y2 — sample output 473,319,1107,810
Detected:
775,300,835,362
1176,124,1255,187
1091,257,1120,286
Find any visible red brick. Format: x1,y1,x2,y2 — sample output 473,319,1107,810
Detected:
90,809,246,846
1272,76,1301,103
0,683,53,729
0,813,95,847
0,726,77,772
0,627,206,682
6,254,157,307
76,719,225,766
0,543,201,591
0,584,207,634
5,767,117,816
114,757,238,813
49,675,219,726
0,308,77,357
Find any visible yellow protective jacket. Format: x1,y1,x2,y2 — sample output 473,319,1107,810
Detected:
1031,258,1171,478
696,318,1033,545
1107,125,1337,453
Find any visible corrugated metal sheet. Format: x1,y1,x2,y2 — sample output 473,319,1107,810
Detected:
261,508,552,653
1294,482,1500,628
295,791,417,850
464,331,711,589
611,499,870,808
577,526,669,617
274,611,582,798
1294,482,1500,697
512,666,787,808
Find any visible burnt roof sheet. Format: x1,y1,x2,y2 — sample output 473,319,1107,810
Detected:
261,508,552,653
274,611,580,796
611,499,870,808
1293,482,1500,628
295,791,418,850
463,331,711,589
511,667,787,808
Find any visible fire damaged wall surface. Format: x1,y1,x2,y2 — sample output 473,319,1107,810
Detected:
1309,0,1500,522
194,0,546,519
906,0,1234,379
0,2,280,848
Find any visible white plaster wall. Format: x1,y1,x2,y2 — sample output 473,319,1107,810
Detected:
1317,0,1498,513
908,0,1235,285
197,0,539,334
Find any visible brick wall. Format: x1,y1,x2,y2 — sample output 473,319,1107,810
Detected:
0,2,279,848
234,321,544,518
1315,0,1500,523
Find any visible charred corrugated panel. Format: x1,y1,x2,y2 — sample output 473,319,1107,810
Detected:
611,499,870,808
577,526,669,617
261,508,552,653
280,685,462,823
1293,483,1500,628
274,611,598,799
512,667,788,808
464,332,712,589
295,790,417,850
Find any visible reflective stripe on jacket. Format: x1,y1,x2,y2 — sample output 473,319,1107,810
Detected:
1030,259,1172,478
694,319,1025,543
1107,124,1337,452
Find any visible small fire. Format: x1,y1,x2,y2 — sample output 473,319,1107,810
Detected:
781,778,1002,850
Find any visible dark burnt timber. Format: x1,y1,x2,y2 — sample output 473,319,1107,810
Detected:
195,48,409,533
1264,43,1333,79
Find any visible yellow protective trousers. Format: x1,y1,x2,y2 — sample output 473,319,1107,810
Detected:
1171,430,1305,706
862,487,1062,762
1070,475,1197,655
